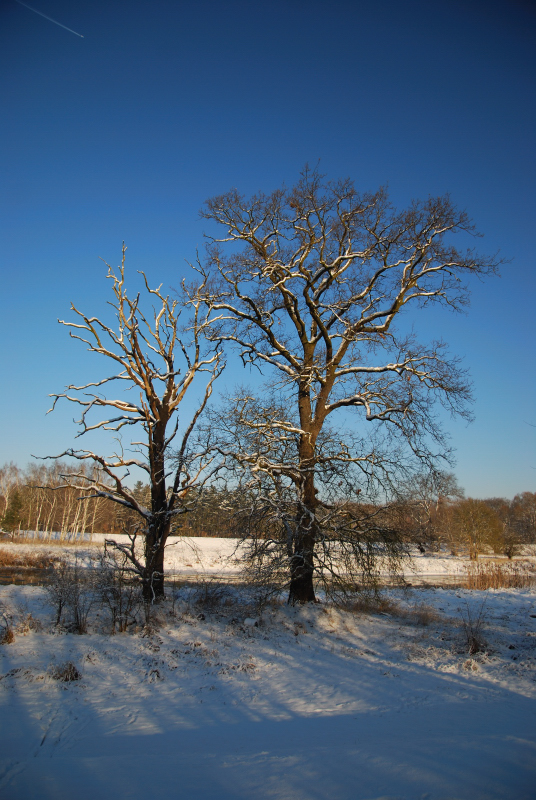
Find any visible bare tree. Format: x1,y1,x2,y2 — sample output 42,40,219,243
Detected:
508,492,536,545
201,168,499,603
451,498,503,560
396,470,464,551
209,392,413,600
48,246,223,600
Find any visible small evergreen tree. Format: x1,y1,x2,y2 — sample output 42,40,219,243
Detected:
1,489,23,533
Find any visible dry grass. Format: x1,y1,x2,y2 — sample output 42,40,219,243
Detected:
464,561,536,590
10,535,101,548
0,608,15,644
345,594,404,617
345,595,444,628
16,613,42,634
0,627,14,645
410,602,442,626
0,549,56,570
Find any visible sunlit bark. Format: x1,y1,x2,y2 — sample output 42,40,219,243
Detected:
47,246,223,600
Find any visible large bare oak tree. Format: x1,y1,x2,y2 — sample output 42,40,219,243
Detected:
201,168,499,603
49,246,222,600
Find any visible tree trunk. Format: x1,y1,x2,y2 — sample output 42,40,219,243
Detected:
288,381,320,604
288,469,317,604
143,527,166,601
144,427,169,601
288,533,316,603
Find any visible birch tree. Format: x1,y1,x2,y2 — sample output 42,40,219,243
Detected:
49,246,223,600
201,168,499,603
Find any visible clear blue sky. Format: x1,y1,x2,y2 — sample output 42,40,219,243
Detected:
0,0,534,499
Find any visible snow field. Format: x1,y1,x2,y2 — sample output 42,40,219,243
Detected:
5,535,534,581
1,579,535,800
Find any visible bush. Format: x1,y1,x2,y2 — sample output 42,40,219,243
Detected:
45,556,96,633
460,600,487,655
50,661,81,682
192,579,233,611
97,549,141,633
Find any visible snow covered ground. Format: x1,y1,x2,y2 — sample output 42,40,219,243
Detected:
5,534,532,582
1,573,535,800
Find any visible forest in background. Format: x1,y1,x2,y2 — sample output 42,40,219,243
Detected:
1,461,534,561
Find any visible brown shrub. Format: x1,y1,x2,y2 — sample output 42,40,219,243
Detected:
0,627,15,645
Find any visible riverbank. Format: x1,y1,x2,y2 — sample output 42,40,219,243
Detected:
1,535,535,588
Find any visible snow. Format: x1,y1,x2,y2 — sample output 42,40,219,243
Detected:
1,558,536,799
6,534,533,582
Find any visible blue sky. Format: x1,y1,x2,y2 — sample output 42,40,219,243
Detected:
0,0,534,498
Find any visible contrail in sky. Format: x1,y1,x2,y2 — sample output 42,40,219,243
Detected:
14,0,84,38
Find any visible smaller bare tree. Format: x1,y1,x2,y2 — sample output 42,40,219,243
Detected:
47,246,223,600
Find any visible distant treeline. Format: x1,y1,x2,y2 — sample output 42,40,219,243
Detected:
0,462,240,541
0,462,121,541
0,462,534,558
394,489,536,559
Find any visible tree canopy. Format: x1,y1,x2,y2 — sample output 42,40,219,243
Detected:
201,168,500,602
